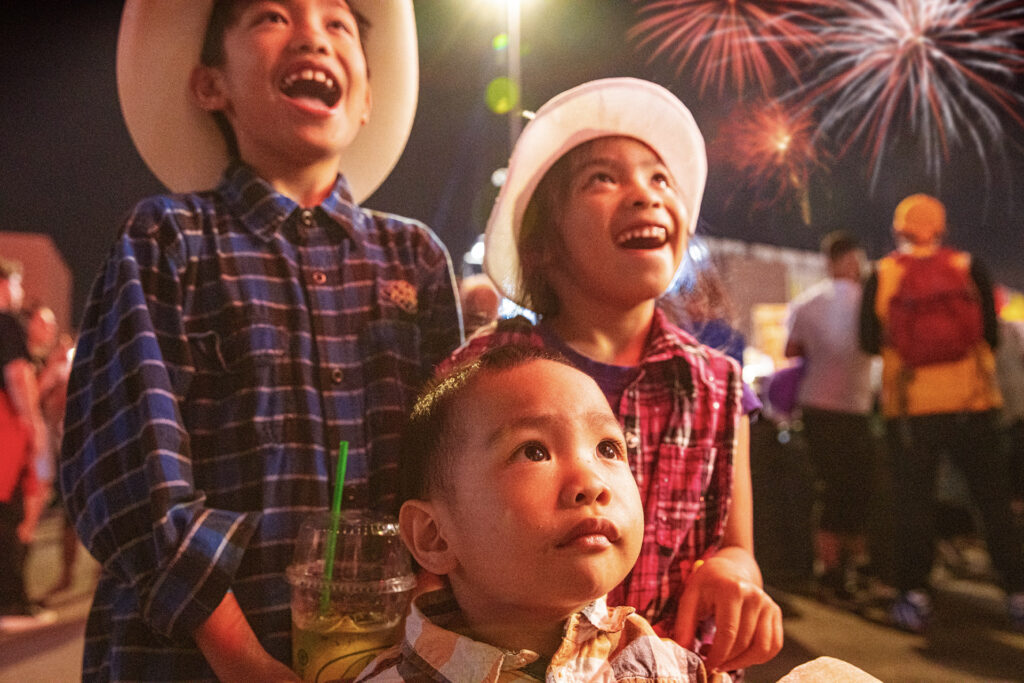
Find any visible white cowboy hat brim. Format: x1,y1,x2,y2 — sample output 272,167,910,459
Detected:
484,77,707,308
116,0,417,203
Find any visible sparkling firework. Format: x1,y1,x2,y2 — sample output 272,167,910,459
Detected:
629,0,835,97
797,0,1024,187
713,99,827,221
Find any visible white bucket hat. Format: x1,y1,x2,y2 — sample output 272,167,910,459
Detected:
484,77,707,308
116,0,417,203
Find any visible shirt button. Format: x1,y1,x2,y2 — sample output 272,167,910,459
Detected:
312,271,327,284
330,367,344,384
300,209,314,226
625,431,640,449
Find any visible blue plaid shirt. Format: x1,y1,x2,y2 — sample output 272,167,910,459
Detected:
59,163,463,681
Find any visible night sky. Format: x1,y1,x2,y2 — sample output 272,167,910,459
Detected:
5,0,1024,328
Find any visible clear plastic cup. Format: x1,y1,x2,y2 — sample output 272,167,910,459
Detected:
286,510,415,682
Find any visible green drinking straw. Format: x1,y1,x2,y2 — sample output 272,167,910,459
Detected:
318,440,349,616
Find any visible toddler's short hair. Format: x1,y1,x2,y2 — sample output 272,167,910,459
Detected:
399,344,570,504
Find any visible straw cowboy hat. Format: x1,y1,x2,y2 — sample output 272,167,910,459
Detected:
484,77,707,307
116,0,417,203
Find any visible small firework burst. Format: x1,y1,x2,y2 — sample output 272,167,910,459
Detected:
713,99,827,221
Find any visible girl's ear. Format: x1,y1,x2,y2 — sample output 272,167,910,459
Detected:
399,500,458,575
189,64,228,112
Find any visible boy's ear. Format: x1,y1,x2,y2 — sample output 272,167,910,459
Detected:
189,64,228,112
399,499,458,576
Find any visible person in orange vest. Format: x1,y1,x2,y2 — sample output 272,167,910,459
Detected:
860,193,1024,633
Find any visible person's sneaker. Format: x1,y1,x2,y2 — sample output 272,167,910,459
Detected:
0,604,58,634
889,590,931,634
1008,592,1024,633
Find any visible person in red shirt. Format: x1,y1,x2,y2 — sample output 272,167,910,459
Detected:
0,258,54,632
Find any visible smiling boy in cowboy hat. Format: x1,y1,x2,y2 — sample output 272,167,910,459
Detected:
59,1,462,680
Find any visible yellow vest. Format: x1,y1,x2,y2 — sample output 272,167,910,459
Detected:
874,249,1002,417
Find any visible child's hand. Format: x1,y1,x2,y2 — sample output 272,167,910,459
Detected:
673,554,783,673
195,592,302,682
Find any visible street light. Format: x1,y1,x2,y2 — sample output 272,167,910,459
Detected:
505,0,522,145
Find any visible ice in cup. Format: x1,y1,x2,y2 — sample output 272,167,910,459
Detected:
286,510,415,682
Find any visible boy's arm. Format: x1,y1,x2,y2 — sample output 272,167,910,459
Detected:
783,305,804,358
194,592,300,682
60,209,260,643
674,416,784,673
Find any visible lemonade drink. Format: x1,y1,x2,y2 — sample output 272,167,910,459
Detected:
287,511,415,683
292,614,401,682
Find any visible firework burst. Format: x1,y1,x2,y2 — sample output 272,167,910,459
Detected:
629,0,836,97
796,0,1024,187
713,99,827,221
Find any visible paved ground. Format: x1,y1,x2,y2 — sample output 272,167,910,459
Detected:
2,509,1022,682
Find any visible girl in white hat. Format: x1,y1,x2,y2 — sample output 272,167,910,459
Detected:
446,77,783,676
60,2,462,680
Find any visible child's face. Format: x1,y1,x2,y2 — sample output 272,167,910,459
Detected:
547,136,688,312
196,0,371,173
434,359,643,619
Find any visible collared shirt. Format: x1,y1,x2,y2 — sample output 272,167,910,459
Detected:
356,589,708,682
445,309,740,637
59,164,462,681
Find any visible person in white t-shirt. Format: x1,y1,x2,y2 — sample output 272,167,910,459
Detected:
785,231,879,603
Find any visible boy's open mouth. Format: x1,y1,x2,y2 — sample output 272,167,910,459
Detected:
280,67,341,108
615,226,668,250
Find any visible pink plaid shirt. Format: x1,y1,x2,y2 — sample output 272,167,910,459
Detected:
442,309,741,637
356,589,708,682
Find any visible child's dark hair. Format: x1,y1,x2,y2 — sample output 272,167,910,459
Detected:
399,344,571,504
198,0,371,159
820,230,860,262
518,148,577,317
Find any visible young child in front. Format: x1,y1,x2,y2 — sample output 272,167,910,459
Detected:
358,344,709,682
445,78,782,675
59,2,461,681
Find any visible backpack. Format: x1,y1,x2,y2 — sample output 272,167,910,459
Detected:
886,248,984,368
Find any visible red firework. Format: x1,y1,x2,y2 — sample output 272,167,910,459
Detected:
714,99,827,219
629,0,838,97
